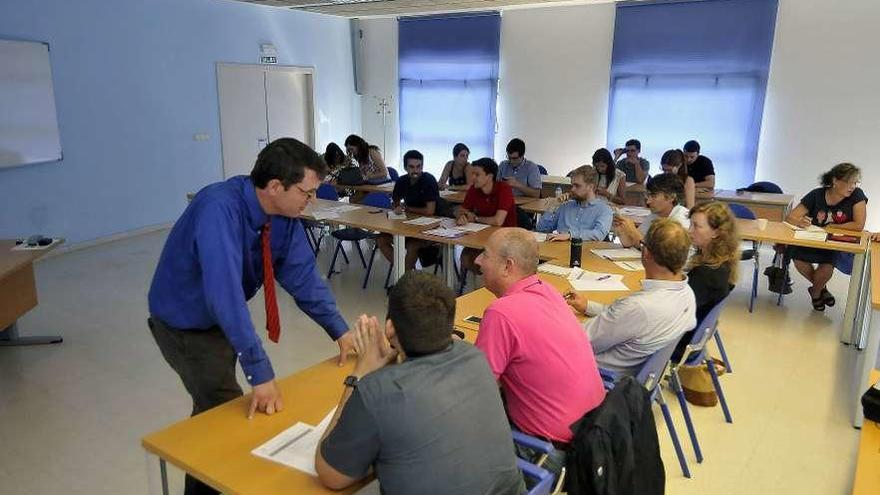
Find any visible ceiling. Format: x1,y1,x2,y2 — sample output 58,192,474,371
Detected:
234,0,614,18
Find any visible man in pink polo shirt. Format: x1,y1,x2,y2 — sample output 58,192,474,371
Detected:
474,228,605,472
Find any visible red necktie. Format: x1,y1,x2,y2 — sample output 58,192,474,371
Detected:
261,222,281,343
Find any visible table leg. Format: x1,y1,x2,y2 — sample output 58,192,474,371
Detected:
443,244,456,288
0,322,63,347
391,234,405,284
841,251,868,346
160,458,170,495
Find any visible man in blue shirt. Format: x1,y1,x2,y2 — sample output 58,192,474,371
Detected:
148,138,353,495
497,138,542,198
536,165,612,241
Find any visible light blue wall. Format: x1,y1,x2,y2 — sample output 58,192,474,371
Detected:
0,0,360,244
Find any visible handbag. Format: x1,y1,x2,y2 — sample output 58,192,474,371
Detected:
764,251,792,294
678,358,726,407
862,379,880,423
336,167,365,186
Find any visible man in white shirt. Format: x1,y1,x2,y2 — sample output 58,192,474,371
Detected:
613,172,689,248
565,218,696,375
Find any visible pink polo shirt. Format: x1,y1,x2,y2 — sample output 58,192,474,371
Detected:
475,275,606,443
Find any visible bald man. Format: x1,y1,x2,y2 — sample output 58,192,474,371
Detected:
473,228,606,474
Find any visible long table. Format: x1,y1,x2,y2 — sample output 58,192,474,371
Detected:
852,243,880,427
337,182,535,206
712,189,793,221
0,239,64,346
852,369,880,492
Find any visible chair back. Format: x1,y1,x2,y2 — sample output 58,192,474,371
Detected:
727,203,756,220
362,191,392,209
745,181,783,194
634,338,681,392
518,459,555,495
317,183,340,201
387,166,400,181
683,293,732,365
537,164,548,175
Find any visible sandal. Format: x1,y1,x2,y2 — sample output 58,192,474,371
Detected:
821,288,836,307
809,288,825,311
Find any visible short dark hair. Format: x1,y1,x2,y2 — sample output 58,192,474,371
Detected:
683,140,701,153
323,142,346,168
471,157,499,180
506,138,526,156
344,134,370,163
591,148,614,167
647,172,684,205
452,143,470,158
820,162,860,187
386,271,455,356
625,139,641,151
403,149,424,166
251,138,327,188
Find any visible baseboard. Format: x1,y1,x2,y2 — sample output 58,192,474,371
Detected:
42,223,173,260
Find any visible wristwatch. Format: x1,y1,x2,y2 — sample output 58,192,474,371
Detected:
343,375,359,388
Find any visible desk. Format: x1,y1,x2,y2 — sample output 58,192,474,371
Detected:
735,219,870,349
712,189,793,221
624,183,647,207
0,240,63,346
539,175,571,199
852,244,880,427
340,183,542,207
852,369,880,493
142,327,481,495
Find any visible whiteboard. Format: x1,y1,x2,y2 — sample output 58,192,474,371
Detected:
0,39,63,169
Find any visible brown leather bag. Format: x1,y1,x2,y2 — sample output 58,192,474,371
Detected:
678,358,727,407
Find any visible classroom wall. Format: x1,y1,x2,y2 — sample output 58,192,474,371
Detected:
357,18,401,169
755,0,880,230
496,4,615,175
0,0,360,245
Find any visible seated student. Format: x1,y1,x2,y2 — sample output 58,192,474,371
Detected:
593,148,627,205
660,149,696,208
536,165,612,241
316,271,524,494
474,228,606,473
613,173,690,248
613,138,650,185
671,202,740,362
377,150,440,271
344,133,389,182
438,142,472,190
498,138,542,198
683,140,715,191
566,219,697,375
786,163,867,311
322,142,348,184
455,158,517,274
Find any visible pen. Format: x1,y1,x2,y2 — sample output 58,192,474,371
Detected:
596,275,611,281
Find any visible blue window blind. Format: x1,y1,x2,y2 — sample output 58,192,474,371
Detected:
608,0,778,189
398,13,500,174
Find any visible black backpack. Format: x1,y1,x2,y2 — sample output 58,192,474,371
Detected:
336,167,365,186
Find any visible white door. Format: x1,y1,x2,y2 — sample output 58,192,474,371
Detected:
266,68,314,147
217,64,269,178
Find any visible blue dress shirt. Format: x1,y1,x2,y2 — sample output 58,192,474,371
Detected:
497,158,543,197
148,176,348,386
535,198,613,241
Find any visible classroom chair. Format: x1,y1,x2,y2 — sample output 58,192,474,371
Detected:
728,202,759,318
537,165,548,175
305,183,341,254
512,432,560,495
327,192,390,283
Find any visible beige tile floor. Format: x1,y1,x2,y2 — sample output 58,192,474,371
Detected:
0,230,867,494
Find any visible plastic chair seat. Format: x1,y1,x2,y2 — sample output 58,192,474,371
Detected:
330,227,376,242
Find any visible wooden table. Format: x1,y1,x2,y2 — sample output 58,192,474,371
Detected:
142,327,481,495
852,369,880,493
712,189,794,221
852,244,880,427
539,175,571,199
0,239,64,346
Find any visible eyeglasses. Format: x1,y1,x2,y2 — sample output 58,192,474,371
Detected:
293,184,316,199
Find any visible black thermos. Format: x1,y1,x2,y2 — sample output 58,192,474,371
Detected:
570,238,582,268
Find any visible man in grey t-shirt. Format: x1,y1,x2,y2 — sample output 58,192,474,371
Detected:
613,138,650,185
315,271,524,495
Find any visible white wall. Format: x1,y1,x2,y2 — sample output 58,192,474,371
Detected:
358,18,401,167
496,4,615,175
756,0,880,229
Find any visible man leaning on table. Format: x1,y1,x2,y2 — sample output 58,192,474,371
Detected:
535,165,612,242
316,271,525,494
147,138,354,495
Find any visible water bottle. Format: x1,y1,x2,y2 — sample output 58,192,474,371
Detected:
555,186,563,199
570,238,583,268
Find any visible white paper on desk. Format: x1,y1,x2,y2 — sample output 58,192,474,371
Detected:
251,407,337,476
782,221,824,232
538,262,572,277
617,207,651,218
311,210,340,220
793,230,827,241
533,232,548,242
568,271,629,291
403,216,441,226
591,248,642,260
439,190,456,197
454,223,490,232
387,210,407,220
332,205,361,213
614,260,644,271
422,228,467,239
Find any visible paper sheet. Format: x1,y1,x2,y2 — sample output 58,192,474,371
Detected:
454,223,490,232
311,210,339,220
403,216,441,226
251,407,337,476
617,207,652,218
568,271,629,291
332,205,361,213
533,233,548,242
538,263,572,277
793,230,827,241
422,228,467,239
387,211,407,220
591,248,642,260
614,260,644,271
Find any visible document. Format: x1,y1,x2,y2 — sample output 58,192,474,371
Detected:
533,232,548,242
422,228,467,239
251,407,337,476
614,260,645,271
793,230,828,241
387,210,407,220
782,221,825,232
311,210,339,220
617,207,652,218
454,223,490,232
568,271,629,292
332,205,361,213
591,248,642,260
403,216,441,226
537,263,572,277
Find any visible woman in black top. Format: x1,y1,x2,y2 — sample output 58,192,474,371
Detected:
438,143,471,190
786,163,867,311
672,201,739,363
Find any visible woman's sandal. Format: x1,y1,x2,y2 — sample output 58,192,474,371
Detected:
821,288,836,307
809,288,825,311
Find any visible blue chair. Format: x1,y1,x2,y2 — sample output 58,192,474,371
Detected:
741,181,783,194
669,295,734,465
387,166,399,181
511,433,557,495
728,202,759,319
601,338,693,478
327,192,390,284
304,184,341,254
537,165,548,175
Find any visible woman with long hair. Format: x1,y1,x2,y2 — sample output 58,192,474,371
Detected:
344,134,389,181
592,148,626,205
322,142,347,183
438,143,472,190
660,149,696,208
